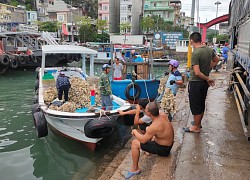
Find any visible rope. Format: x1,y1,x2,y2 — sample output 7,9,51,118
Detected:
132,70,150,101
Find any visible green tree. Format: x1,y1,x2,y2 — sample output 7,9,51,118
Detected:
38,21,58,32
120,22,131,44
140,16,154,40
96,19,108,42
78,16,94,43
216,34,229,44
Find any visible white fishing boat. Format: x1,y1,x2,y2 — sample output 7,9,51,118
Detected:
31,45,131,151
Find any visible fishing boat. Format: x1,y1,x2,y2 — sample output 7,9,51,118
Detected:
111,62,160,103
31,45,131,151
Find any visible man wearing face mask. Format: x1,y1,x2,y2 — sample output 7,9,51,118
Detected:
183,32,219,133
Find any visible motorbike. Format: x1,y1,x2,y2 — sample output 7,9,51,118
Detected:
213,53,224,71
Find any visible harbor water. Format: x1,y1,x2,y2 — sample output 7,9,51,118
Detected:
0,64,168,180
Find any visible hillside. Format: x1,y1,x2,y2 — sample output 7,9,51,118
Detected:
3,0,97,18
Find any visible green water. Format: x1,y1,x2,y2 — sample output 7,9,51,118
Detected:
0,65,168,180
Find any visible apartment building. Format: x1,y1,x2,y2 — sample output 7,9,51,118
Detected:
120,0,144,35
144,0,175,22
0,3,15,23
27,11,38,25
98,0,120,33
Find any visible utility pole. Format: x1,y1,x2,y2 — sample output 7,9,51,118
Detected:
215,1,221,35
187,0,195,69
196,0,200,33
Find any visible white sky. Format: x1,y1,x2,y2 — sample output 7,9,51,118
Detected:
181,0,230,23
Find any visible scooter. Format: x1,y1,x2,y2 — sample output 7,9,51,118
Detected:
213,53,224,71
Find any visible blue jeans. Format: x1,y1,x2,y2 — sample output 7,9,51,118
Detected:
101,95,113,110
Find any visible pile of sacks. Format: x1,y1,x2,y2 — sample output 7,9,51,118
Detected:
43,76,101,112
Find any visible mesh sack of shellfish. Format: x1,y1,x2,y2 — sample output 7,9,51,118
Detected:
158,76,168,95
57,102,77,112
68,77,91,108
160,88,177,115
43,87,58,105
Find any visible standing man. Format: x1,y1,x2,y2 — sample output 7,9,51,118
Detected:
183,32,219,133
222,43,229,68
56,72,71,102
99,64,113,110
113,57,123,80
125,102,174,179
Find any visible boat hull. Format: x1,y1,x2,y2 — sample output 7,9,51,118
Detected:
111,79,160,102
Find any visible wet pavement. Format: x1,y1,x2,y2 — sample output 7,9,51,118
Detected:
96,69,250,180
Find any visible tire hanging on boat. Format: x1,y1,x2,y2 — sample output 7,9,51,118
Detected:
34,95,38,104
27,55,32,64
84,116,118,138
10,58,18,69
33,111,48,138
31,103,40,116
19,56,26,64
75,54,81,62
0,55,10,66
125,83,141,101
67,54,74,63
35,79,39,91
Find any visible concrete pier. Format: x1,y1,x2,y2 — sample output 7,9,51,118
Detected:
87,69,250,180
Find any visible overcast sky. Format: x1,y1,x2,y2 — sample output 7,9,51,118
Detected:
181,0,231,24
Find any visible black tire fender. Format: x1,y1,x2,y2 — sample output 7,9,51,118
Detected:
35,79,39,91
31,103,40,115
34,95,38,104
84,116,118,138
67,54,74,63
125,83,141,101
33,111,48,138
19,56,26,64
75,54,81,62
10,58,18,68
0,55,10,66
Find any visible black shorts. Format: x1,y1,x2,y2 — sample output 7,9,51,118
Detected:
140,141,173,156
138,122,151,132
188,81,209,115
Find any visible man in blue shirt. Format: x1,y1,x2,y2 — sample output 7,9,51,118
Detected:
132,53,144,63
56,72,71,102
222,43,229,66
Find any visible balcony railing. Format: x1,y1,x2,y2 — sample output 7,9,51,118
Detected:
144,6,174,11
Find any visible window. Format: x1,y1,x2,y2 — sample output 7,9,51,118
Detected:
28,13,30,19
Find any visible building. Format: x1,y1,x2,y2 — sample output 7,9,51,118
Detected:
36,0,49,22
219,23,229,35
179,11,191,30
27,11,37,25
98,0,120,34
144,0,175,22
0,3,27,32
169,0,181,26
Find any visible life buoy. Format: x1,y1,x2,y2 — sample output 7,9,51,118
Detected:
33,111,48,138
67,54,74,63
10,58,18,68
84,116,118,138
0,55,10,66
125,83,141,100
19,56,26,64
